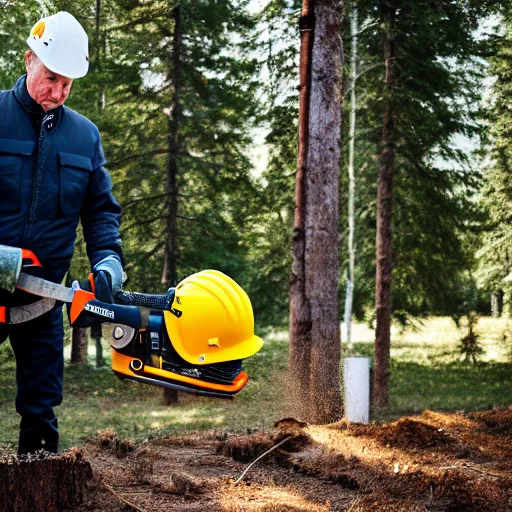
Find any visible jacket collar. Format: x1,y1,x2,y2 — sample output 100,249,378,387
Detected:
13,74,62,131
13,74,45,115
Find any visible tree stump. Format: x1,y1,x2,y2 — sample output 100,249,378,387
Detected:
0,449,92,512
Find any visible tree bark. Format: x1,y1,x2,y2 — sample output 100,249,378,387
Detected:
71,327,89,364
161,5,182,406
373,0,396,408
0,450,91,512
289,0,344,424
289,0,314,422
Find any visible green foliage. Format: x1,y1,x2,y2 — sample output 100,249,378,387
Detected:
0,1,41,90
110,0,261,291
241,0,299,325
28,1,263,299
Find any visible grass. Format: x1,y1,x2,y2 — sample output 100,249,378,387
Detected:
0,316,510,453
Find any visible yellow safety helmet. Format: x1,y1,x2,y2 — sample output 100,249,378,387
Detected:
164,270,263,365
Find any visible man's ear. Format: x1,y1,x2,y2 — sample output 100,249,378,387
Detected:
24,50,33,72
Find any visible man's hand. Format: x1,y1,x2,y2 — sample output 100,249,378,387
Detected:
92,269,113,303
73,269,113,303
68,256,124,328
68,270,113,328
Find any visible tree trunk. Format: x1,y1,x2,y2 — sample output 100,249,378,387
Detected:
95,0,106,111
491,289,504,318
92,0,105,359
71,327,89,364
162,387,179,405
95,336,104,367
91,323,104,367
162,5,181,291
373,0,396,408
161,5,182,406
343,7,358,345
289,0,344,424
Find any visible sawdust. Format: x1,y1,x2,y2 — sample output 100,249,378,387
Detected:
95,428,136,456
216,423,312,468
376,417,456,448
467,407,512,435
217,432,278,463
165,471,205,495
72,408,512,511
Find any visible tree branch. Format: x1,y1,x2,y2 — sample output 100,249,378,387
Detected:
122,193,168,210
121,216,162,234
177,215,198,221
109,148,170,169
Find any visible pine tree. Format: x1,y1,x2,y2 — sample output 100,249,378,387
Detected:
373,0,396,407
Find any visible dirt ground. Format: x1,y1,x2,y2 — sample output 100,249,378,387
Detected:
76,407,512,511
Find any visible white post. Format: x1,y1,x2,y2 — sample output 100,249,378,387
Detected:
343,357,370,423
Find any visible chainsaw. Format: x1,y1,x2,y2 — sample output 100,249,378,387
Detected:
0,245,264,399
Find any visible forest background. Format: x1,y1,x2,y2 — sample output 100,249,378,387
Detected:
1,0,512,393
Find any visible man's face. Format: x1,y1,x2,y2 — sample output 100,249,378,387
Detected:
25,51,73,111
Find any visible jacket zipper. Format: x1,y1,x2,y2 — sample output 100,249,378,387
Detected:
29,127,45,223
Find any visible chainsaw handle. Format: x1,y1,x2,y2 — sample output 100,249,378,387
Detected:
21,249,42,267
114,288,175,311
71,293,142,328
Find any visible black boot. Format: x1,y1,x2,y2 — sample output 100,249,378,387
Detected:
18,427,43,455
42,440,58,453
43,416,59,453
18,416,59,455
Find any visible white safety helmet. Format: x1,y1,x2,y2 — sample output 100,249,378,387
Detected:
26,11,89,79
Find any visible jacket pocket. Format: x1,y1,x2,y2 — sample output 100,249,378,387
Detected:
59,152,93,217
0,139,35,213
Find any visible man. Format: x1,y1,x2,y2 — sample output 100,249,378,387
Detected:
0,12,124,454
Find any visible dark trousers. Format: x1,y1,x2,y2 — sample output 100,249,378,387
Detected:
0,306,64,454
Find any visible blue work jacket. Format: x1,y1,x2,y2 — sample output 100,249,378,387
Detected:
0,75,123,284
